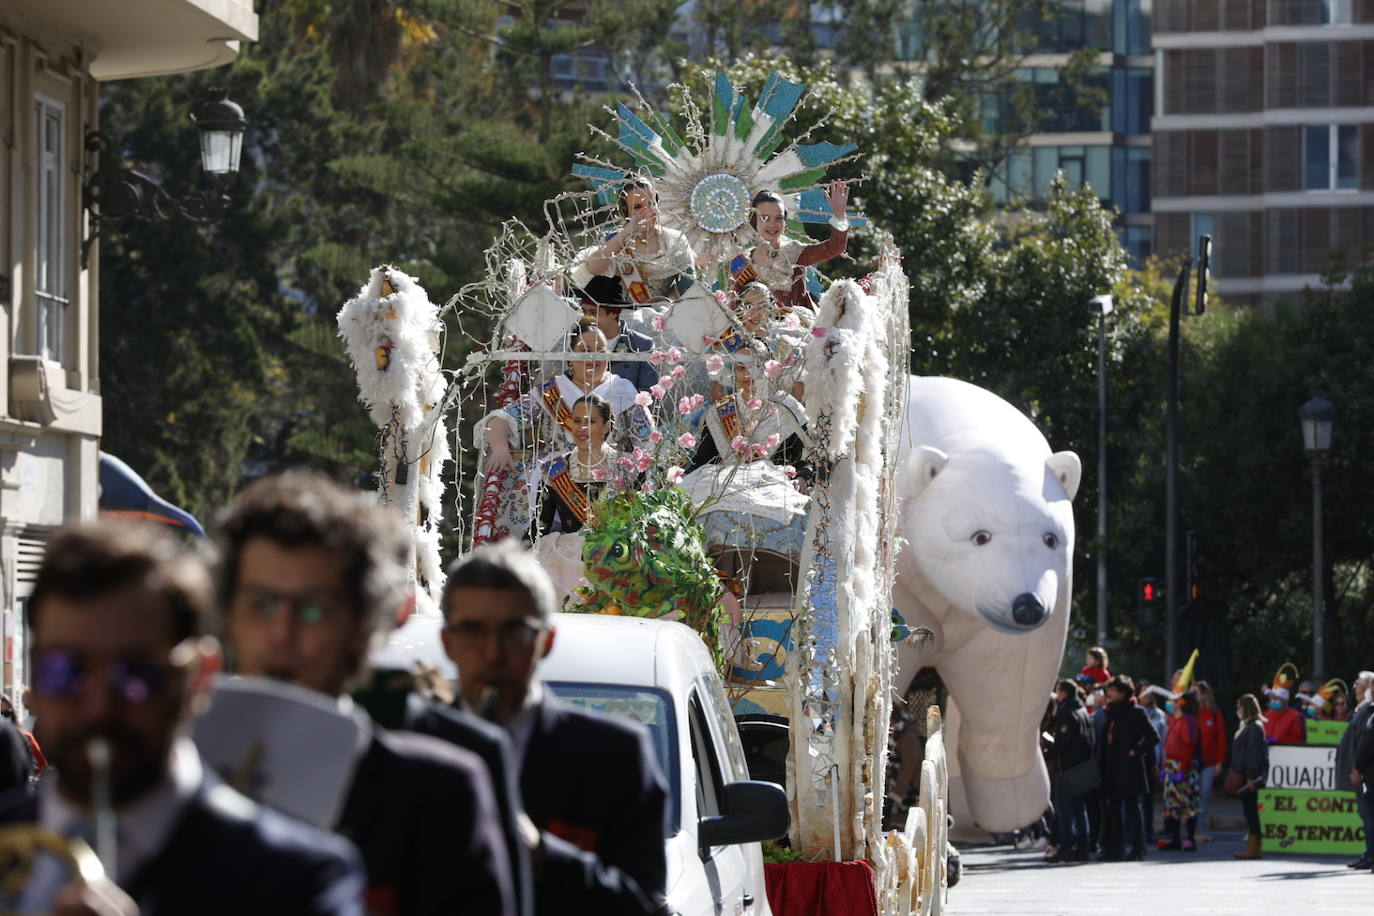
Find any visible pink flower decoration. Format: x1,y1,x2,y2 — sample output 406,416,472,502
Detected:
648,430,663,444
593,468,608,481
783,465,798,479
649,384,666,399
811,326,828,338
641,481,655,493
705,355,725,376
618,457,636,469
702,334,718,347
690,394,706,408
648,350,670,365
730,435,748,453
670,365,687,380
713,290,728,305
668,347,684,362
677,432,697,449
636,453,654,473
658,375,675,391
678,396,693,415
764,359,784,379
784,313,801,329
765,433,780,449
666,466,685,484
748,444,767,460
651,314,666,331
634,391,653,407
746,397,763,410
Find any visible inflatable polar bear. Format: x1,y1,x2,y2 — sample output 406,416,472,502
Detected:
894,376,1081,834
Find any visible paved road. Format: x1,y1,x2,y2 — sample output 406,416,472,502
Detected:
947,832,1369,915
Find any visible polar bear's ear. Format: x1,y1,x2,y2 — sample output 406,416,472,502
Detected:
909,446,949,498
1046,451,1082,501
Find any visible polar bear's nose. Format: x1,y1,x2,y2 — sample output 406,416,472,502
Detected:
1011,592,1046,626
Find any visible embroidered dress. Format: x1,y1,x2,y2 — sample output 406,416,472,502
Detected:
732,228,847,316
571,226,696,303
1160,758,1201,819
477,372,652,545
679,390,812,557
530,446,622,607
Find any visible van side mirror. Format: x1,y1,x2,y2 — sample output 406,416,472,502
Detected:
698,780,790,848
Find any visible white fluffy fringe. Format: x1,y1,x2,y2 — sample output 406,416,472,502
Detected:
337,267,442,430
338,266,450,616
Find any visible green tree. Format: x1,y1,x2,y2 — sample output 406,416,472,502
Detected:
97,2,421,520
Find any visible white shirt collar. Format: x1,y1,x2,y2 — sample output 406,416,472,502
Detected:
40,737,203,885
458,680,544,766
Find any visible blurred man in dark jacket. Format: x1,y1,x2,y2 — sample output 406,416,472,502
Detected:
1044,679,1095,863
217,473,514,916
1098,676,1159,861
438,541,668,915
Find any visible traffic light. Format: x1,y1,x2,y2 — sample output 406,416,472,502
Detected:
1138,577,1161,629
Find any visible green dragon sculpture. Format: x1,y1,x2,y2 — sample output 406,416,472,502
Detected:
567,487,725,667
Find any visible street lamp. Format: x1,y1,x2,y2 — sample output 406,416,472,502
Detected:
81,88,248,267
1089,294,1113,648
1299,393,1335,679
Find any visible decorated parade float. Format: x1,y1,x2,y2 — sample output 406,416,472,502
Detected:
336,70,954,913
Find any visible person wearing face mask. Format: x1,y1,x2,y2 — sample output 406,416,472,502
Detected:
1262,686,1305,744
1158,693,1203,851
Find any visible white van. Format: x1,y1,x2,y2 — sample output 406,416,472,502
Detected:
539,614,784,916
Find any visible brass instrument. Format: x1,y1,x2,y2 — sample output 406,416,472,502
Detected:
0,737,117,914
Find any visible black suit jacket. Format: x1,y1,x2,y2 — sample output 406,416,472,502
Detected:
520,693,668,916
407,699,533,916
0,779,365,915
609,326,659,392
337,727,514,916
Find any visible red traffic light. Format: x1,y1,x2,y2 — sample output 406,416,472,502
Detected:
1142,582,1155,602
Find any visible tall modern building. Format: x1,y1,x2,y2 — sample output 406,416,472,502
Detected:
1151,1,1374,305
897,1,1157,261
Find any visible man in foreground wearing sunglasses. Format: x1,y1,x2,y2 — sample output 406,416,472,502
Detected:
430,542,667,916
6,521,364,914
216,472,513,916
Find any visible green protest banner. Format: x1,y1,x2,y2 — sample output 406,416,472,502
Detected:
1259,789,1365,854
1305,719,1347,745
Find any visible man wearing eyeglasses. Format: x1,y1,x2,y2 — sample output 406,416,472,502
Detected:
3,521,365,915
428,542,667,916
216,473,513,916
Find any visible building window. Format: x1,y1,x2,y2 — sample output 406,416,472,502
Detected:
1120,225,1151,265
1321,0,1352,25
1112,0,1151,56
35,95,67,365
1303,124,1357,190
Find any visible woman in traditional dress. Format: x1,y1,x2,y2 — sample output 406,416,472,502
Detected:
482,323,653,474
477,322,653,542
527,394,625,603
575,176,696,303
734,178,850,317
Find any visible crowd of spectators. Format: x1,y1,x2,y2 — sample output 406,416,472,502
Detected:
1037,649,1374,870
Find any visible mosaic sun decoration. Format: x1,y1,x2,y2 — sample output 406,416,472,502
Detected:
572,72,868,271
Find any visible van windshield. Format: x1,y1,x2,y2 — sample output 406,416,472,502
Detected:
545,682,680,831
